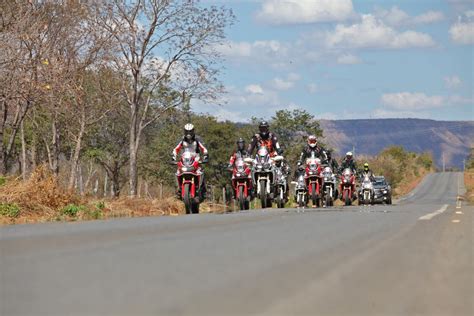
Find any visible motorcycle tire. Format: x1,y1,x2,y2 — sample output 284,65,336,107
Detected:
345,195,351,206
183,184,192,214
260,179,267,208
325,194,332,208
238,186,246,211
192,202,200,214
298,194,305,208
311,183,318,207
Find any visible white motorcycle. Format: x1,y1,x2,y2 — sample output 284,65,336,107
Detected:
321,166,337,207
359,174,375,205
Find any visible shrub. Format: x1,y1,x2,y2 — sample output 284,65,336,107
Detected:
95,201,105,210
0,203,20,218
61,204,85,217
0,176,6,186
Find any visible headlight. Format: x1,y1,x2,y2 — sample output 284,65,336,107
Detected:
383,190,388,194
324,177,328,181
182,167,189,172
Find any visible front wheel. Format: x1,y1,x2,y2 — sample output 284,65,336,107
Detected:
260,179,267,208
183,183,192,214
325,193,332,207
297,193,305,208
311,183,318,207
238,186,246,210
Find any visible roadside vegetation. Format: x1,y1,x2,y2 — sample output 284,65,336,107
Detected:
361,146,434,197
463,148,474,204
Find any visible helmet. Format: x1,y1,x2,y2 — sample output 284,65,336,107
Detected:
307,135,317,148
184,123,195,142
364,163,369,171
259,121,269,138
346,151,353,160
236,137,245,151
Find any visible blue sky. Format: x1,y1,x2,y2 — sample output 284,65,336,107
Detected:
193,0,473,122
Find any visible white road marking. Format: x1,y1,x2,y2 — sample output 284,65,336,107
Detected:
452,219,461,223
418,205,449,221
456,211,463,215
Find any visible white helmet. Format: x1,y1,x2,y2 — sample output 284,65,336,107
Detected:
184,123,195,141
308,135,317,148
346,151,353,159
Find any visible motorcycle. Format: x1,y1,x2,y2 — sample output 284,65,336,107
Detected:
174,148,206,214
359,174,375,205
340,168,356,206
273,156,288,209
304,154,322,207
292,169,307,208
231,157,252,210
245,146,281,209
321,166,337,207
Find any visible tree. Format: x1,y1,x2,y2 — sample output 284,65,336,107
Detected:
94,0,235,196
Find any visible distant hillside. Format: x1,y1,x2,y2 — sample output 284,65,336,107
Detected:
320,119,474,169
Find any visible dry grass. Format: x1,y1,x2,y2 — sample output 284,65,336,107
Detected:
464,169,474,205
0,166,81,224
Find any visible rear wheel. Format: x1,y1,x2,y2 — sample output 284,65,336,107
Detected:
260,180,267,208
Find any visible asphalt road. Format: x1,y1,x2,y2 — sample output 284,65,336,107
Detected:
1,172,472,316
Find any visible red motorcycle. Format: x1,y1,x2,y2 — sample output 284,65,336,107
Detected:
231,157,252,210
304,156,322,207
175,149,206,214
340,168,356,206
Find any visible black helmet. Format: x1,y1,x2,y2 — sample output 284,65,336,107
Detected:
259,121,269,138
237,137,245,151
184,123,195,142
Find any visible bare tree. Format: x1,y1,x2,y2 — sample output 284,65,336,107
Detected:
95,0,234,196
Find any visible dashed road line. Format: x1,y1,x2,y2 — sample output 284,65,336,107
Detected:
452,219,461,223
418,204,449,221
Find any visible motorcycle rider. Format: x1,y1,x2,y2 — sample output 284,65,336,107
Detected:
297,135,328,168
338,151,357,200
172,123,209,199
228,138,252,198
360,162,375,182
227,137,249,169
326,150,339,172
247,121,283,157
339,151,357,174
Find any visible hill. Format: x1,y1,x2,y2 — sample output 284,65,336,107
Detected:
320,119,474,169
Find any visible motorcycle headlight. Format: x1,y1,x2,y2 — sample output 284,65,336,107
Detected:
383,190,388,194
181,166,189,172
257,164,263,170
237,165,244,172
324,177,328,181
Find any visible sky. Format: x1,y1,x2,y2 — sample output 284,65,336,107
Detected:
191,0,474,122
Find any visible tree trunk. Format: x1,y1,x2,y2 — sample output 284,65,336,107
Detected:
103,172,108,197
30,135,37,170
51,115,60,176
68,108,86,190
20,120,27,180
0,99,6,175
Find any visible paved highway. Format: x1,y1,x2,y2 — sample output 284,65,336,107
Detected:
1,172,472,315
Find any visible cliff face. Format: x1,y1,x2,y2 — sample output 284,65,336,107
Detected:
319,119,474,169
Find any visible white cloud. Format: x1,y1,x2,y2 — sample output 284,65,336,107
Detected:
449,12,474,44
268,73,301,91
325,15,436,49
380,92,473,111
270,78,294,91
381,92,445,110
256,0,355,25
444,75,462,89
337,53,362,64
374,6,444,26
245,84,264,94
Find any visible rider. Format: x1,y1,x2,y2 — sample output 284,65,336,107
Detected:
247,121,283,157
228,137,249,169
339,151,357,174
360,162,375,182
297,135,328,167
172,123,209,199
326,150,339,171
